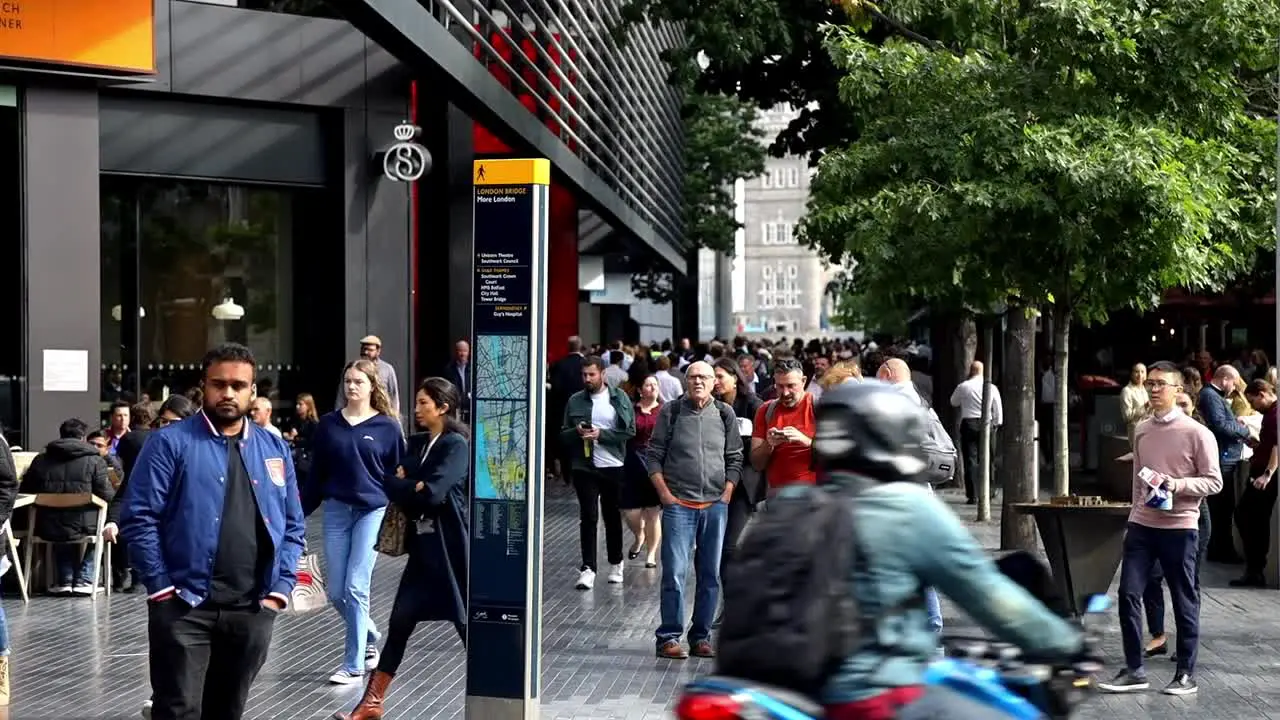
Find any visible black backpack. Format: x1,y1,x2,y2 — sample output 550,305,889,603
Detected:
716,483,861,695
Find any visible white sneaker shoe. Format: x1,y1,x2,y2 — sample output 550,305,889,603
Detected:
49,583,71,595
575,567,596,590
140,701,153,720
328,669,364,685
364,644,380,671
607,563,624,584
72,582,95,596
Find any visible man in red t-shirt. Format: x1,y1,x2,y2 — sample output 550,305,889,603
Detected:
750,358,816,490
1233,379,1278,587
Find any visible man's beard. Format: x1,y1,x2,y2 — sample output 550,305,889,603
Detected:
206,401,247,428
586,381,603,393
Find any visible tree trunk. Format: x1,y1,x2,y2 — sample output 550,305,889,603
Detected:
1052,304,1072,497
977,321,995,522
1000,308,1038,551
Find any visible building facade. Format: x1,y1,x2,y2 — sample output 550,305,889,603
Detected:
1,0,684,448
735,106,838,334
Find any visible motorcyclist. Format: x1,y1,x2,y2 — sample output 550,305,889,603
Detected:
806,381,1085,719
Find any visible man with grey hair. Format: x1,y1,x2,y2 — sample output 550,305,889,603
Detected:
646,361,743,660
1198,363,1249,562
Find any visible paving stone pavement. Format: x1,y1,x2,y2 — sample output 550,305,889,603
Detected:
5,482,1279,719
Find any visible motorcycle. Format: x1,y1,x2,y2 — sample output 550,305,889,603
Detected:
676,553,1108,720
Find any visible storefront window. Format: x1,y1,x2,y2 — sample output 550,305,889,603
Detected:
0,88,22,447
101,178,322,428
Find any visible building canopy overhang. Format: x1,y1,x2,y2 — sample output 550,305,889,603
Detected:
337,0,685,272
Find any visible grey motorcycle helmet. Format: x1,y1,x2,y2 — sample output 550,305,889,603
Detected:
814,379,930,481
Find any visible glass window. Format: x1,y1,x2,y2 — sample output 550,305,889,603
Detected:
237,0,343,17
0,90,21,447
101,178,323,429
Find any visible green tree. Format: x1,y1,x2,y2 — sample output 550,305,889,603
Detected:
804,1,1278,542
630,92,768,303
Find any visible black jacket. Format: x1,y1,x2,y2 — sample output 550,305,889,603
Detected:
107,429,148,525
0,437,19,529
21,439,115,542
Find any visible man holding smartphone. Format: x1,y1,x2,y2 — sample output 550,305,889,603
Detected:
559,355,636,590
750,358,816,494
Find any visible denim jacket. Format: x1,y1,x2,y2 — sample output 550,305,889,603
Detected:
812,477,1083,704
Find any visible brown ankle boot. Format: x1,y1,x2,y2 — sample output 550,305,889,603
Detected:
333,670,393,720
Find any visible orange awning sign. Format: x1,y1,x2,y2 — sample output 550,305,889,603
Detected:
0,0,155,74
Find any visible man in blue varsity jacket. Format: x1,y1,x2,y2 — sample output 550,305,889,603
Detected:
121,342,305,720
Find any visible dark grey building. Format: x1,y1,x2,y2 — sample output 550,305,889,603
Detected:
0,0,684,447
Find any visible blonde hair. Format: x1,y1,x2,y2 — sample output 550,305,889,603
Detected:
819,360,862,389
295,392,319,423
344,358,395,417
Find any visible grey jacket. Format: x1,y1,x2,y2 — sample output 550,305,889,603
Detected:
645,396,744,503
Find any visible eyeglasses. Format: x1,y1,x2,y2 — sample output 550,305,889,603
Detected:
1144,380,1179,391
687,374,714,383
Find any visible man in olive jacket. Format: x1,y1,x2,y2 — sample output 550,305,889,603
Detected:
559,355,636,590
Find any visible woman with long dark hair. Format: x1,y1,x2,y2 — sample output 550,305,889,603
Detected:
335,377,470,720
306,358,405,686
711,357,764,580
620,374,663,567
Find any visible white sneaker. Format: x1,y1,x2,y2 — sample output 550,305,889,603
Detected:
72,582,95,596
364,644,380,671
140,701,153,720
607,563,624,584
328,669,363,685
49,583,71,594
575,567,596,590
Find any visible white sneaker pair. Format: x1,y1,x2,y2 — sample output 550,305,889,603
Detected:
574,564,624,590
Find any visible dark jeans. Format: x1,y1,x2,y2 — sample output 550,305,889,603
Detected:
148,601,276,720
1144,499,1210,636
959,419,982,501
111,538,134,588
1205,462,1240,560
1235,473,1279,577
53,545,97,586
719,484,754,580
572,466,624,572
1120,523,1200,675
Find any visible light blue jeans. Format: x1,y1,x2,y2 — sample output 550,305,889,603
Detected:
323,499,386,674
657,502,729,646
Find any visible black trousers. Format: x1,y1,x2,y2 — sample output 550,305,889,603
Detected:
1235,474,1279,577
148,601,276,720
111,539,133,588
1205,462,1240,560
960,419,982,501
572,466,624,572
379,604,466,675
720,485,754,580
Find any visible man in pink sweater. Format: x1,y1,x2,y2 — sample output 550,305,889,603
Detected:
1099,361,1222,697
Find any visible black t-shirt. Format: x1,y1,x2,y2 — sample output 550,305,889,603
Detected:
208,437,273,607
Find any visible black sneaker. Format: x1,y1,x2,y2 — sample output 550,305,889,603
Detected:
1097,669,1150,693
1162,672,1197,695
1229,574,1267,588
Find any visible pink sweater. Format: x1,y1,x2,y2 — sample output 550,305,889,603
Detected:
1129,409,1223,530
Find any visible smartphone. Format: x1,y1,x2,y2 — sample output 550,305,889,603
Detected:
578,421,592,431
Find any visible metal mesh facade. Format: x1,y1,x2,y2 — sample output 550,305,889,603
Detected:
431,0,686,252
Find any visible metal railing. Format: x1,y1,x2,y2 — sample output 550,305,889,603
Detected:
429,0,685,252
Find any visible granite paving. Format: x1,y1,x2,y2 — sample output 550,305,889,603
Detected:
5,481,1279,719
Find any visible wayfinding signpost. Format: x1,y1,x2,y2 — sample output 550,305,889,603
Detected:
465,158,550,720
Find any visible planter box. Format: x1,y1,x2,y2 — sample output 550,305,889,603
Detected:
1012,502,1130,615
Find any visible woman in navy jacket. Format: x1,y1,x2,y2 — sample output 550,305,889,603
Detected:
305,358,404,686
335,377,470,720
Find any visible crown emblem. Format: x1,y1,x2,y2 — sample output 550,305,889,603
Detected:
393,123,420,142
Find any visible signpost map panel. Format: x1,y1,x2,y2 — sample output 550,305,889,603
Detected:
466,158,549,713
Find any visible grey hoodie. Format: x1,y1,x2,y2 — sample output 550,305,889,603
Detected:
645,396,743,503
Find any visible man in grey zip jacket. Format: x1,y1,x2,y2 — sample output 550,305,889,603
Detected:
645,360,744,659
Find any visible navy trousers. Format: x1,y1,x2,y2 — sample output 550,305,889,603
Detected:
1120,522,1200,675
1143,498,1210,636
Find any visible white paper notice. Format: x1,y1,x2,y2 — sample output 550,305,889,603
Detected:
43,349,89,393
737,418,753,436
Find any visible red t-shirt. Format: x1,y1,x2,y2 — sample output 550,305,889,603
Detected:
752,394,817,487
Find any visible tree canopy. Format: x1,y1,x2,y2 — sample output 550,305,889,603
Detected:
804,0,1279,325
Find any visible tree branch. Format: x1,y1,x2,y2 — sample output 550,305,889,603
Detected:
864,5,963,58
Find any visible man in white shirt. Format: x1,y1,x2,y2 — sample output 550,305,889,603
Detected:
950,361,1004,504
654,355,685,402
249,397,284,438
